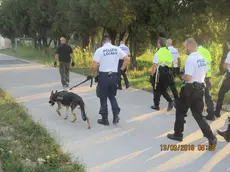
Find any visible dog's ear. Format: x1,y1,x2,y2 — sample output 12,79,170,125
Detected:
51,91,53,95
55,90,58,93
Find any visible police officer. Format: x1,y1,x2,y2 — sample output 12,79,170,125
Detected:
151,37,174,111
117,41,130,90
54,37,75,88
167,38,217,147
196,37,215,121
87,36,130,125
215,39,230,118
166,39,179,101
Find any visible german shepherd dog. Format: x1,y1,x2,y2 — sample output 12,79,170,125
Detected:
49,90,91,129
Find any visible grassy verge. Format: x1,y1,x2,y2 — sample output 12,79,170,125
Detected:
0,88,85,172
1,47,230,104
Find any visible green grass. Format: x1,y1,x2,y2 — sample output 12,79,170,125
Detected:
0,88,85,172
1,47,230,104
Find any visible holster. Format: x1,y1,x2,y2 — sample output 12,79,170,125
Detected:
96,85,100,98
192,82,205,90
95,75,99,83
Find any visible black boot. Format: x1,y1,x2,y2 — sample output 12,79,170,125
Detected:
113,115,120,124
205,114,216,121
167,133,183,141
151,105,160,111
167,101,174,112
215,108,221,118
217,119,230,142
98,117,109,126
117,86,122,90
208,135,217,148
126,83,130,89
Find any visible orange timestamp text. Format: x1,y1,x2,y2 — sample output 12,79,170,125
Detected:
160,144,216,151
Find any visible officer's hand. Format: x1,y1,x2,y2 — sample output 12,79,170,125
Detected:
71,61,75,67
95,75,99,83
87,75,93,80
179,73,184,81
54,61,57,68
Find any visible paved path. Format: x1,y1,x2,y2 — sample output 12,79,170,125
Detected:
0,53,229,172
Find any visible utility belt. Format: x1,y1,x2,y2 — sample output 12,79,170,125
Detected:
99,71,117,76
184,82,205,90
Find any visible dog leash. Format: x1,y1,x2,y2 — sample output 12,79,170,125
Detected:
69,77,93,90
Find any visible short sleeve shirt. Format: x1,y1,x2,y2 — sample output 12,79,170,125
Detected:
56,44,73,63
93,43,126,72
185,52,208,83
118,44,130,56
168,46,179,67
225,52,230,72
153,53,159,64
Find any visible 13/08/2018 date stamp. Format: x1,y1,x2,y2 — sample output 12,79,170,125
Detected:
160,144,216,151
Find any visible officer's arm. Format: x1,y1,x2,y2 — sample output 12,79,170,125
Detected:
89,61,99,76
55,54,59,62
152,64,157,75
152,53,158,75
89,49,100,76
181,58,193,82
55,47,59,62
223,62,228,70
182,75,192,82
121,56,130,70
70,46,74,62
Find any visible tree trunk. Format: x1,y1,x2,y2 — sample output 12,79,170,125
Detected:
82,35,90,65
219,16,230,73
129,34,137,70
118,31,126,45
48,39,52,47
101,27,106,46
106,28,117,45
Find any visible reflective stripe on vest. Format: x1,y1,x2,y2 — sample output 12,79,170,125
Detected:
198,47,212,77
157,47,173,67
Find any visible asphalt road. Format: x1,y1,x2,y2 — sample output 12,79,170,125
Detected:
0,53,229,172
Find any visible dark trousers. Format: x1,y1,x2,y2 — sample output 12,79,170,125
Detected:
215,72,230,116
174,84,214,139
96,72,120,119
204,77,215,116
117,60,129,88
169,78,179,100
59,62,70,86
153,87,173,106
152,67,173,106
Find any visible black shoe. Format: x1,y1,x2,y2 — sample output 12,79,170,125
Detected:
208,135,217,148
217,125,230,142
117,86,122,90
126,84,130,89
167,133,183,141
167,101,174,112
205,115,216,121
215,111,221,118
151,105,160,111
97,119,109,126
113,115,120,124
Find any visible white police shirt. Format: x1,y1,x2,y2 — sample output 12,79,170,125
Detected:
93,43,126,72
168,46,179,67
185,52,208,83
118,44,130,56
225,52,230,72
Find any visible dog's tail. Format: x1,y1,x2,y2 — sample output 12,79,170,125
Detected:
79,101,87,121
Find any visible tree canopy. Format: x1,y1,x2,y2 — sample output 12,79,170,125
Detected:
0,0,229,69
